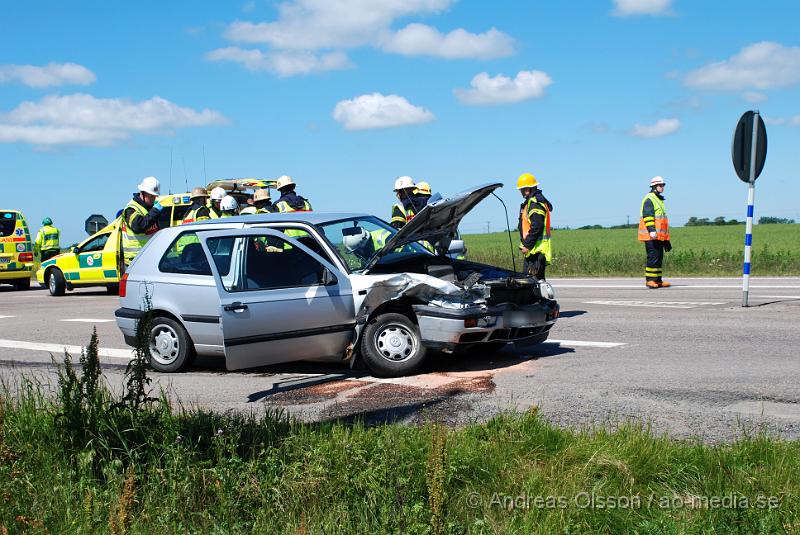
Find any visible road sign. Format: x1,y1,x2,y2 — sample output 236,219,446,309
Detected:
732,111,767,183
85,214,108,235
732,111,768,307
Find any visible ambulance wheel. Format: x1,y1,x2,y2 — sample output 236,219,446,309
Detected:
106,283,119,295
14,279,31,291
360,313,427,377
148,317,193,373
48,269,66,296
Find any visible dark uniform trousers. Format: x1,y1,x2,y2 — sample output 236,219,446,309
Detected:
645,240,665,281
524,252,547,280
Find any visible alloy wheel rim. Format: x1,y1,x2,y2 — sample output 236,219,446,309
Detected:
150,325,180,365
375,323,416,362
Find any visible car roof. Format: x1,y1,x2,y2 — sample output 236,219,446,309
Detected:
190,211,372,227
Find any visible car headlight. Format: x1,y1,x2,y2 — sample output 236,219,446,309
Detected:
538,281,555,299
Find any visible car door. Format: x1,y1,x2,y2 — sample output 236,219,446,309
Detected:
199,228,356,370
68,232,110,284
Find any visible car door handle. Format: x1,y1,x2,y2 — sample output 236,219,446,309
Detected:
223,302,248,312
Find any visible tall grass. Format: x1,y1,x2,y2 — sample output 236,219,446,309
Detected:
1,331,798,532
465,224,800,276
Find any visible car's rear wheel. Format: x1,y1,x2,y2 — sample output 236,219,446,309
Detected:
48,269,66,296
360,312,427,377
106,283,119,295
14,278,31,291
148,317,193,373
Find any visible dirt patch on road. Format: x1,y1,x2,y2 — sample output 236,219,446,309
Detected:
268,380,365,405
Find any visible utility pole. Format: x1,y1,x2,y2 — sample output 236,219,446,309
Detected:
486,221,490,234
626,215,630,226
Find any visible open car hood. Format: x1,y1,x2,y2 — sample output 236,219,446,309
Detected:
366,182,502,270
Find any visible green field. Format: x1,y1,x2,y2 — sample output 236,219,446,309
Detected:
464,224,800,277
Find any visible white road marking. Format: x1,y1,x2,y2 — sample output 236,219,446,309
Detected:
0,339,133,360
558,284,800,289
545,338,625,348
584,300,725,309
0,316,16,319
59,319,115,323
757,295,800,299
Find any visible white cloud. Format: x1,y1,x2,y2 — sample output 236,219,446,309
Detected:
630,118,681,138
0,94,228,147
684,42,800,90
381,24,514,59
213,0,513,75
0,62,96,88
332,93,434,131
612,0,672,16
743,91,768,103
763,117,786,126
454,70,553,105
206,47,352,76
793,116,800,126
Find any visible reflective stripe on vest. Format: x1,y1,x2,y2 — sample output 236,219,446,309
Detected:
391,203,415,224
121,200,154,264
520,198,552,263
39,226,60,250
638,193,670,241
276,200,312,213
239,206,257,215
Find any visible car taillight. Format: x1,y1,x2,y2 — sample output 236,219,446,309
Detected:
119,273,128,297
19,252,33,262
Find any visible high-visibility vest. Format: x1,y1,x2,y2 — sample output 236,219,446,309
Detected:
638,193,670,241
520,197,552,263
121,200,157,265
239,206,258,215
275,199,312,213
391,203,415,227
36,225,60,251
182,205,210,225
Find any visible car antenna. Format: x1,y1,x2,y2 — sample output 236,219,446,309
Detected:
168,146,173,194
182,157,189,192
491,191,517,274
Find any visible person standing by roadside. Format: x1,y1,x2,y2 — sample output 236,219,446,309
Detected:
182,187,211,224
34,217,61,261
391,176,417,229
121,176,163,268
208,187,226,219
413,181,432,210
274,175,312,212
517,173,553,280
639,176,672,288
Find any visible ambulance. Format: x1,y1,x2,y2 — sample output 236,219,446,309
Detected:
36,179,275,296
0,210,35,290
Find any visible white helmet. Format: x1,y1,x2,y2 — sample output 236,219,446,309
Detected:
210,186,226,201
137,176,160,196
650,176,666,187
276,175,295,190
343,227,370,253
221,195,238,212
394,175,414,191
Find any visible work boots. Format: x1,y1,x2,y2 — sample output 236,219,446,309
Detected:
658,280,671,288
646,280,659,289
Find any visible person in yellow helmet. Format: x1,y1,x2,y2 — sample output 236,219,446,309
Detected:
517,172,553,280
413,181,432,210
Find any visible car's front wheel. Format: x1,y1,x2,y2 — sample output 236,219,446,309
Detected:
360,312,427,377
47,269,66,296
148,317,194,373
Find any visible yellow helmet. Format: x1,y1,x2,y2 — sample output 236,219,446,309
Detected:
516,173,538,189
414,181,431,195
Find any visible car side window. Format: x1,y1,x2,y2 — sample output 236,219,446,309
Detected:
80,233,110,253
208,235,326,292
158,232,212,276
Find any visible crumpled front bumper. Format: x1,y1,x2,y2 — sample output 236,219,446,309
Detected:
413,299,559,350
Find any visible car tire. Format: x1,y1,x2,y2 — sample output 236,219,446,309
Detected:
14,278,31,291
360,313,427,377
48,269,66,296
106,283,120,295
148,317,194,373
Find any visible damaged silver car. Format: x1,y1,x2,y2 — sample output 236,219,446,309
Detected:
114,183,559,377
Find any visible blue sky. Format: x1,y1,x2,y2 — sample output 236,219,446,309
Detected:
2,0,800,244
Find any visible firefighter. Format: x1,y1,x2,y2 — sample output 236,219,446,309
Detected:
121,176,163,267
414,181,432,210
639,176,672,288
220,195,239,217
182,187,211,224
208,187,226,218
342,226,390,261
391,176,416,229
517,173,553,280
274,175,312,212
34,217,61,261
254,188,275,213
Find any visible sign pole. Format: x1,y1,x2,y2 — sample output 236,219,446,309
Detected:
742,112,759,307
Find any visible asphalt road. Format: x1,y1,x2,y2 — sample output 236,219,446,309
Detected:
1,277,798,442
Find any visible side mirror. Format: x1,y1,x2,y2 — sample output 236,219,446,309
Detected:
321,268,338,286
447,240,466,255
72,247,79,255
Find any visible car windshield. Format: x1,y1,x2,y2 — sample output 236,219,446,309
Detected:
317,216,430,272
